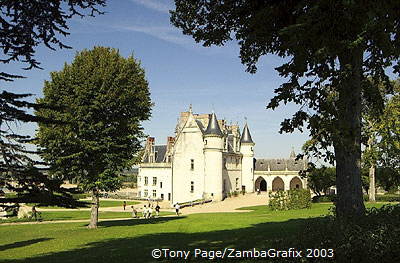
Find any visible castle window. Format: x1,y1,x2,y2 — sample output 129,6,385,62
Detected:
205,140,207,145
235,178,239,190
190,159,194,170
190,181,194,193
152,190,156,198
144,177,148,186
144,189,148,197
160,182,163,189
152,177,157,186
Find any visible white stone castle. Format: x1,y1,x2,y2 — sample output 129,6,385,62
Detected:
137,106,307,204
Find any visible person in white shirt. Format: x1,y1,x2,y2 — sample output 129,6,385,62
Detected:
175,203,180,216
147,206,153,219
142,205,147,218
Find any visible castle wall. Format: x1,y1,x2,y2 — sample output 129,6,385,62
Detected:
172,126,205,204
138,163,172,201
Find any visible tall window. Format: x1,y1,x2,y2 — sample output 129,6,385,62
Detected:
144,189,148,197
152,190,156,198
190,181,194,193
152,177,157,186
235,178,239,190
190,159,194,170
160,182,163,189
144,176,148,186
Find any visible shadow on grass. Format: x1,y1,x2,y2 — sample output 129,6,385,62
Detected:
0,238,53,252
5,217,317,263
97,216,184,227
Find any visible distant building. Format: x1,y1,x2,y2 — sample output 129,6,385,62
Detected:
137,106,307,204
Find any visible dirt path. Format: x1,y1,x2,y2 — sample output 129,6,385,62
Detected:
180,193,269,215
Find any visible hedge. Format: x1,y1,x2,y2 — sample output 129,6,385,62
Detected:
269,189,311,210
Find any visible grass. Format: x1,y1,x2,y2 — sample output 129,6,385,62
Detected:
0,210,174,224
25,200,140,209
0,202,392,263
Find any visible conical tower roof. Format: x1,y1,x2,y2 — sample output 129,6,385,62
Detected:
240,123,254,144
290,147,296,159
204,112,223,137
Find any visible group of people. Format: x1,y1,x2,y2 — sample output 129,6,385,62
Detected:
125,200,182,219
130,202,160,219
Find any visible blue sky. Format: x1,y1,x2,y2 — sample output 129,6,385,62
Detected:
4,0,311,159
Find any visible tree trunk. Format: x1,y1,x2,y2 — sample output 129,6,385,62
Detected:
87,189,99,229
369,165,376,202
334,50,366,218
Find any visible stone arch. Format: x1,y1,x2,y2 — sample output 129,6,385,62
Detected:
290,177,303,190
255,176,267,191
272,177,285,191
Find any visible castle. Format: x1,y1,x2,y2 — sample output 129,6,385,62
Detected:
137,107,307,204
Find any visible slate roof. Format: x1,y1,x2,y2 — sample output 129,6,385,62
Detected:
204,112,223,136
240,123,254,144
143,145,167,163
255,158,305,171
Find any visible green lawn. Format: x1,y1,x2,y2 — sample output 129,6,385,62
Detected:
26,200,140,209
0,210,174,224
0,202,391,263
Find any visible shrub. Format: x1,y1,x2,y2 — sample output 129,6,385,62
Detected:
269,189,311,210
295,204,400,262
312,194,337,203
232,191,239,197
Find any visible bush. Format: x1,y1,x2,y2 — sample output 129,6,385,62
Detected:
269,189,311,210
376,194,400,202
312,194,337,203
295,204,400,262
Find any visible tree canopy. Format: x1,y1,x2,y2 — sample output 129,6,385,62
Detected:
35,47,152,228
171,0,400,218
0,0,106,205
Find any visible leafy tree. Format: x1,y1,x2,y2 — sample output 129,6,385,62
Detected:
35,47,152,228
171,1,400,218
0,0,106,205
362,80,400,196
306,166,336,196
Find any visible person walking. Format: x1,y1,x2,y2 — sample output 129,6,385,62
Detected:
175,203,180,216
31,205,37,220
142,205,147,218
123,201,127,211
131,206,138,218
147,205,153,219
155,203,160,217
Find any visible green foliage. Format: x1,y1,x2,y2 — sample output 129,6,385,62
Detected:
0,0,106,206
269,189,311,211
376,167,400,191
312,194,337,203
306,166,336,196
296,204,400,262
171,0,400,218
35,47,152,195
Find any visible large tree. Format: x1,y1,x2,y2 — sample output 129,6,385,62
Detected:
0,0,106,205
171,1,400,218
35,47,152,228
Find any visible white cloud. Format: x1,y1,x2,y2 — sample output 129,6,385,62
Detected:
130,0,172,14
113,24,192,46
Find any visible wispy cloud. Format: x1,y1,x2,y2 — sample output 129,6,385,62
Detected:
130,0,172,14
112,24,192,46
